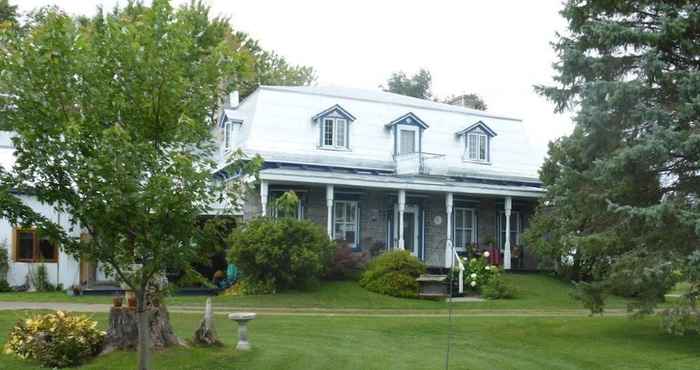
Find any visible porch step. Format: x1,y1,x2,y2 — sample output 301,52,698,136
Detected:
417,274,449,298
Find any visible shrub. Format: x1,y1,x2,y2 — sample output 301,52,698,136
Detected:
228,217,335,293
325,242,369,281
0,244,10,292
29,264,56,292
4,311,105,368
571,280,608,315
176,268,214,289
462,252,499,292
481,274,515,299
359,250,426,298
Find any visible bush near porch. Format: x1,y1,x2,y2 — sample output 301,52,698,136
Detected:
359,250,426,298
227,217,335,294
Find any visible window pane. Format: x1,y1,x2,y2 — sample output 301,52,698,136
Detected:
224,122,231,149
479,135,487,160
324,119,334,146
468,135,478,159
336,120,346,147
465,210,473,229
38,238,56,261
455,209,464,228
17,231,34,261
335,202,345,221
400,130,415,154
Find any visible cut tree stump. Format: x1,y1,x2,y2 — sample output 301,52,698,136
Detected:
192,298,222,346
102,304,186,354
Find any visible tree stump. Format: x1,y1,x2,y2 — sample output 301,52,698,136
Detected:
192,298,222,346
102,304,185,354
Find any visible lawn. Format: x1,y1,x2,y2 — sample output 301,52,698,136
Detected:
0,310,698,369
0,273,630,311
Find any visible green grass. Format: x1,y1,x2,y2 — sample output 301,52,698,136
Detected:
0,273,630,311
0,310,698,369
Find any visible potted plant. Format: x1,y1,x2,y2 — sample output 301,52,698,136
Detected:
112,294,123,307
71,285,82,296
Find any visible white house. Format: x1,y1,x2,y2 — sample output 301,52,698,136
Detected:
216,85,545,272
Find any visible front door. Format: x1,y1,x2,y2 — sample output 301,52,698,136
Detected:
393,205,421,259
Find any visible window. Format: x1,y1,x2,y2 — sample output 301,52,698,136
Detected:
322,118,348,149
498,211,521,251
466,133,488,161
334,200,358,248
399,129,416,154
13,228,58,263
223,121,239,151
454,208,476,251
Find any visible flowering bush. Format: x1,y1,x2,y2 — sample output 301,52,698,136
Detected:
4,311,105,368
462,251,499,292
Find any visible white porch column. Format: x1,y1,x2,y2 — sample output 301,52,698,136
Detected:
445,192,453,268
504,196,512,270
260,180,269,216
326,184,334,239
398,190,406,250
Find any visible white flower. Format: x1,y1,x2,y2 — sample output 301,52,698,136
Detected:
483,251,490,258
485,266,490,271
470,273,477,279
470,281,477,287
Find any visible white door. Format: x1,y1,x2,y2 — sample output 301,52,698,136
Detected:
393,205,420,257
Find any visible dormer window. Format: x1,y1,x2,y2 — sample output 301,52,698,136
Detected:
467,132,487,161
456,121,497,163
313,104,356,150
219,108,243,153
386,112,429,156
322,117,347,148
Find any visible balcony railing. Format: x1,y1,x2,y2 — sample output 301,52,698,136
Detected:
394,152,448,176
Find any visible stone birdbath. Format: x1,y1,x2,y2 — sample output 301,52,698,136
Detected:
228,312,256,351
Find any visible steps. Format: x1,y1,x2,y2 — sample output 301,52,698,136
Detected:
416,274,449,298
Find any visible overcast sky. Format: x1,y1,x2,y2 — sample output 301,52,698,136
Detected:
15,0,573,163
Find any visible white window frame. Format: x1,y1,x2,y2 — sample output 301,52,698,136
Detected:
321,117,349,149
453,207,476,251
396,125,420,155
465,132,489,162
224,121,233,151
333,200,359,248
497,211,521,251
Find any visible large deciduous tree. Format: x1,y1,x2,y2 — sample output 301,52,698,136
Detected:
382,69,433,99
0,1,250,368
526,0,700,313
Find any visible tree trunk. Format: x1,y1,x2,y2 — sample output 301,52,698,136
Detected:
102,293,185,361
137,289,150,370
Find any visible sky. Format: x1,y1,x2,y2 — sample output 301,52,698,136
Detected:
14,0,574,163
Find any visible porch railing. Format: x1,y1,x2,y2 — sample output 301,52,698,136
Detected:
447,240,464,295
394,152,448,176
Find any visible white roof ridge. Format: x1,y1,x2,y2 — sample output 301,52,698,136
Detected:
259,85,523,122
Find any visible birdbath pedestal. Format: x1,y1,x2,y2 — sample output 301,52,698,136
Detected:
228,312,256,351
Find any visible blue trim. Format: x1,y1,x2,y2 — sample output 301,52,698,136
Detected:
385,112,429,129
312,104,356,122
455,120,497,137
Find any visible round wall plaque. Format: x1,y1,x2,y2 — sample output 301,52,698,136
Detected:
433,215,442,225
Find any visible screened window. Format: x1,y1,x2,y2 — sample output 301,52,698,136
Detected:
334,200,358,248
399,129,416,154
454,208,476,251
14,228,58,263
322,118,348,149
466,133,488,161
498,211,521,251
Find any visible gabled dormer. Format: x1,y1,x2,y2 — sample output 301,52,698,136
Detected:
455,121,497,163
386,112,428,156
313,104,356,150
219,108,244,153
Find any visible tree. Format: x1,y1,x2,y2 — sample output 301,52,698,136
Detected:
382,69,433,99
0,0,16,24
444,93,488,110
526,0,700,314
233,32,316,98
0,1,254,368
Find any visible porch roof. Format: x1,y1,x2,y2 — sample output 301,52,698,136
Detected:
258,162,544,199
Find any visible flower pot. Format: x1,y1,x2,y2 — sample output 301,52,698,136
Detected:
127,296,137,308
113,296,123,307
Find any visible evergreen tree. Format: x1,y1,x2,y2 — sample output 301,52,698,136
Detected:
526,0,700,313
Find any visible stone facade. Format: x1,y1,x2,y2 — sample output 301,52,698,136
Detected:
243,185,538,269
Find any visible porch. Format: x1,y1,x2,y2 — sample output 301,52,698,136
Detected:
245,163,543,271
